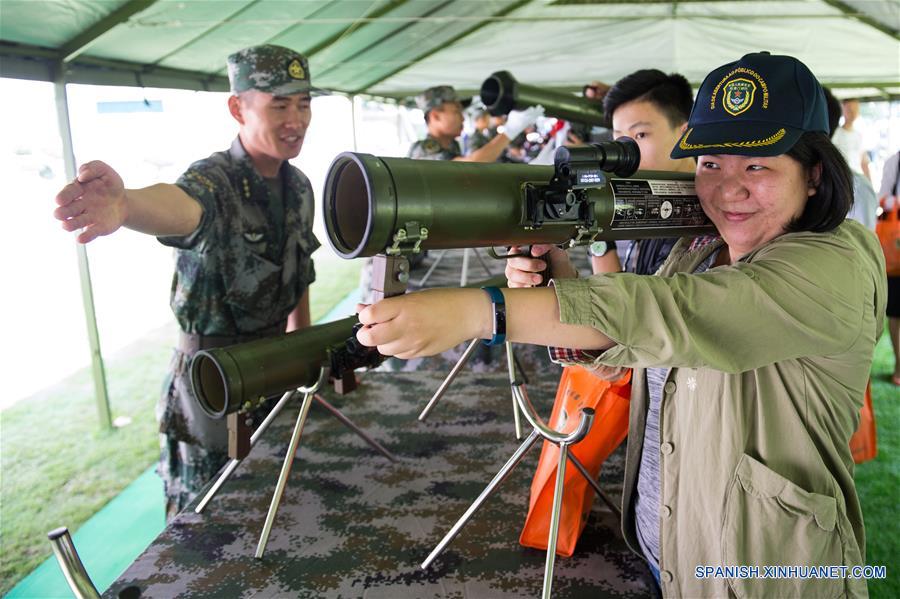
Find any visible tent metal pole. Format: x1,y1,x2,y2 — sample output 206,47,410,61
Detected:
53,66,112,431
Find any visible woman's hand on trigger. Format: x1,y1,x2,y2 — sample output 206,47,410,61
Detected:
505,244,576,287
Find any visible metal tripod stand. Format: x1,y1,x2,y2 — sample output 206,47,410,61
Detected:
413,247,496,288
194,367,397,558
420,368,622,599
419,340,527,439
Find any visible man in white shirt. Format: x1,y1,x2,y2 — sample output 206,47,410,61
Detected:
832,98,871,182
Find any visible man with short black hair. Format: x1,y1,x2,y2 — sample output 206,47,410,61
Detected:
589,69,696,275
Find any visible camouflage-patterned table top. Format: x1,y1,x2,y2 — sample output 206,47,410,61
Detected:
106,369,652,599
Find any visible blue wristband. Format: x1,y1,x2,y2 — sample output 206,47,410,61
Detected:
481,286,506,346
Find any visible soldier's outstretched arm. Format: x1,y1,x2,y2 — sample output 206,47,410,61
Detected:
455,133,510,163
455,105,545,164
53,160,202,244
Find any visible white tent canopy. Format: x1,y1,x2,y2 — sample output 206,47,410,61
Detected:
1,0,898,99
375,0,899,99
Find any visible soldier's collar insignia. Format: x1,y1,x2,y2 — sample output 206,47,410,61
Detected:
423,138,440,152
288,59,305,80
723,78,756,116
243,232,265,243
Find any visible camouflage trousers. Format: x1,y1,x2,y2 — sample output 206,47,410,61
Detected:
157,434,228,522
155,348,228,521
157,347,278,521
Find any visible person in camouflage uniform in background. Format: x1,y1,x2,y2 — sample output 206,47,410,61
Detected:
408,85,544,162
53,44,321,520
466,109,494,154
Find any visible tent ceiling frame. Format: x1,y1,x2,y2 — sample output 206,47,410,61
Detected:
303,0,412,59
0,41,231,92
357,0,533,93
1,0,896,94
60,0,158,63
315,0,457,81
551,0,771,4
122,13,900,26
820,0,900,40
151,0,264,67
207,0,417,78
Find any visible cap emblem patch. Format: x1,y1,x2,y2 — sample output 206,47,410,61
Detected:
288,59,305,80
723,78,756,116
709,67,769,111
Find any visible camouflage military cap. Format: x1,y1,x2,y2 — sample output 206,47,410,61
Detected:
227,44,316,96
416,85,464,114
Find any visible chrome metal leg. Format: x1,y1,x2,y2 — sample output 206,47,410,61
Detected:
567,453,622,519
195,390,296,514
472,247,495,277
255,390,315,559
413,250,446,287
48,527,100,599
512,350,529,385
314,393,398,462
255,369,328,559
460,248,470,286
505,342,524,440
418,337,480,421
421,430,541,570
543,443,569,599
421,381,596,597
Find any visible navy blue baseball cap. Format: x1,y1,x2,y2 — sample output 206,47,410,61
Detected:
671,52,829,158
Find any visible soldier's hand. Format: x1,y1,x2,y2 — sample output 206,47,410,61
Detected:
583,81,611,100
53,161,128,243
503,105,545,140
505,245,576,288
356,289,488,359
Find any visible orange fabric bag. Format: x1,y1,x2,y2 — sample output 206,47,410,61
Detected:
849,382,877,464
877,198,900,276
519,366,631,557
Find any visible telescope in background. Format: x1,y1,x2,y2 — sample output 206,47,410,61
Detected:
323,138,715,260
480,70,605,127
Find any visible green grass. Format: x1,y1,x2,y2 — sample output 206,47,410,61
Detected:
0,330,168,596
308,253,364,322
0,254,362,596
1,256,896,597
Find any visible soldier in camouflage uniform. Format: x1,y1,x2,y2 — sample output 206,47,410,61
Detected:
466,109,495,154
53,44,321,520
408,85,544,163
